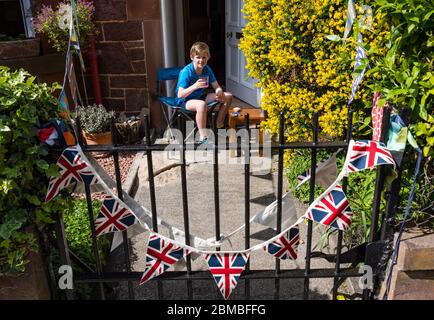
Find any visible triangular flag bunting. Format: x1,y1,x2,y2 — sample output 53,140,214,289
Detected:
252,193,298,230
45,146,99,202
345,140,396,173
297,152,338,189
305,184,353,231
264,226,300,260
95,194,136,236
205,252,249,300
140,233,191,285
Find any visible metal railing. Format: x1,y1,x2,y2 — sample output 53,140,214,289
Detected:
53,107,403,300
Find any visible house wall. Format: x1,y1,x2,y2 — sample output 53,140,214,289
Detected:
26,0,166,131
92,0,165,130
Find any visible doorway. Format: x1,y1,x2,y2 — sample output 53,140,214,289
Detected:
181,0,258,107
182,0,225,85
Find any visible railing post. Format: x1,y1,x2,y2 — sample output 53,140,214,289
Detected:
332,109,354,299
244,113,251,299
274,111,285,300
144,114,163,299
54,211,75,300
304,112,319,300
212,112,221,250
110,119,135,300
178,114,193,299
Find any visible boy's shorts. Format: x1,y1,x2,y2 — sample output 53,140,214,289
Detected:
178,94,208,110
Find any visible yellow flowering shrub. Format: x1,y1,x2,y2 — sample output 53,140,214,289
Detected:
240,0,390,143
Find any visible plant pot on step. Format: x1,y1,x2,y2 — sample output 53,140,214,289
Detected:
81,130,112,158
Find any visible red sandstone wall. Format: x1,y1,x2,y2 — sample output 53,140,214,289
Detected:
93,0,164,130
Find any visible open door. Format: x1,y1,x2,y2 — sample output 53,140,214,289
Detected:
225,0,259,107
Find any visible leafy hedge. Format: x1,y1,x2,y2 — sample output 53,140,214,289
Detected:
63,198,109,268
369,0,434,157
240,0,390,143
241,0,433,238
0,66,68,275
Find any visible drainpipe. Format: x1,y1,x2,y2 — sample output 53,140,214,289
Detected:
87,34,102,106
161,0,178,96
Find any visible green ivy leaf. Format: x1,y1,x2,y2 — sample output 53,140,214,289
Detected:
25,194,41,206
36,160,49,171
46,164,61,178
0,220,23,240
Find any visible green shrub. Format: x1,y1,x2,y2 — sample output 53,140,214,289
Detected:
63,198,109,267
0,66,69,275
288,150,381,248
369,0,434,157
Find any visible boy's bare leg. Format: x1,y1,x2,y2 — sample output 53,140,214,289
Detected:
185,99,207,138
206,92,233,126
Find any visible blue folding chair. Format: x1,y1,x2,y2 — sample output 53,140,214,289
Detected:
156,67,221,141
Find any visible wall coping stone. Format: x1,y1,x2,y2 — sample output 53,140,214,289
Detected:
396,227,434,271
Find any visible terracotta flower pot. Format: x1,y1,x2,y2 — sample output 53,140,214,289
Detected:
82,130,112,158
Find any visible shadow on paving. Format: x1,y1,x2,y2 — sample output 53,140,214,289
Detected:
110,277,330,300
99,244,331,300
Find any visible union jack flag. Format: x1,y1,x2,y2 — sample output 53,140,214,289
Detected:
45,146,99,202
140,233,191,285
95,195,136,236
305,184,353,230
264,227,300,260
346,140,395,173
205,252,249,300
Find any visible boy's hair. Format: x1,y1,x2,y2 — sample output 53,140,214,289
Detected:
190,42,211,58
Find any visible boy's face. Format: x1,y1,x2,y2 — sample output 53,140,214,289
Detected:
191,52,209,69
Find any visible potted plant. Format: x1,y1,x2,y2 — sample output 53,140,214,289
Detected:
115,109,146,144
76,104,115,157
32,0,96,53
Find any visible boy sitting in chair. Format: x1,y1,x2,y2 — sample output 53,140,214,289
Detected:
176,42,233,144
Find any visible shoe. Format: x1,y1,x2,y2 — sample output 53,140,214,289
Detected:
216,122,225,129
198,137,208,145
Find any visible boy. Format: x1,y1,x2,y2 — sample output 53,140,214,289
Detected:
176,42,233,144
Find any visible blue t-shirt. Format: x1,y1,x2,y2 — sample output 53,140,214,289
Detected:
176,62,216,104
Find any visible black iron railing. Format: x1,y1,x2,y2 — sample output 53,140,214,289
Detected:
52,108,404,300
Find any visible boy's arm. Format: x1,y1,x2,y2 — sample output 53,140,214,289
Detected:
178,79,207,98
211,81,224,101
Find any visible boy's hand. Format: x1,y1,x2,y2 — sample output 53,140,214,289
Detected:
216,88,224,102
195,78,208,89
